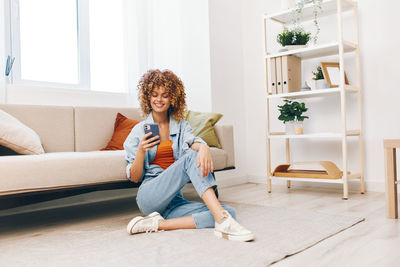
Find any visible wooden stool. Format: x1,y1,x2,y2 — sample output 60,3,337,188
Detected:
384,140,400,219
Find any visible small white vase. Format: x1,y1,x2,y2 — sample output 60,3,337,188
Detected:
284,45,307,50
308,79,329,90
285,121,303,135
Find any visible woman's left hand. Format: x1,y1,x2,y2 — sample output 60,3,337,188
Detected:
197,144,214,178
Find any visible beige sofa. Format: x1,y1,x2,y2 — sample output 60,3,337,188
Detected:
0,104,235,197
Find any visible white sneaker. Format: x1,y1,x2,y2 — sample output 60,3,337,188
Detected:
214,210,254,242
127,211,164,235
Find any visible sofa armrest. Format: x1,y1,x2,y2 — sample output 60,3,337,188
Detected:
214,125,235,168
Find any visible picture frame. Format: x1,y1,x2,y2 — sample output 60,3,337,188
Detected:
320,62,349,88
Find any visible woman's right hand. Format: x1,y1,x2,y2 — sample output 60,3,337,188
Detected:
138,132,160,152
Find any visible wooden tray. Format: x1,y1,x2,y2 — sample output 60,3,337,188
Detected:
272,161,348,179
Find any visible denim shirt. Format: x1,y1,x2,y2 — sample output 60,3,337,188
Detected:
123,112,206,182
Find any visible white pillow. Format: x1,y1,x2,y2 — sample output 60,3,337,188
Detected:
0,110,45,155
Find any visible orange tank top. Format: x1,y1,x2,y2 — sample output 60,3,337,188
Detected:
151,140,175,170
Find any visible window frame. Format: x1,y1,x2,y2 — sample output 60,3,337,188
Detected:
8,0,91,90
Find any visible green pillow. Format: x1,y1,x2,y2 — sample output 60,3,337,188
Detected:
185,110,223,148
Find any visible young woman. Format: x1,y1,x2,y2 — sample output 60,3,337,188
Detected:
124,69,254,242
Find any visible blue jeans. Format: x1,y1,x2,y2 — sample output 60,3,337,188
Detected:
136,149,236,228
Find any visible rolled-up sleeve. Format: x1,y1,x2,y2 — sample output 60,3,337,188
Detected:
123,124,142,179
181,120,206,154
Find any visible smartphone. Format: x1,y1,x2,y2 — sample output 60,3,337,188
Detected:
144,123,160,141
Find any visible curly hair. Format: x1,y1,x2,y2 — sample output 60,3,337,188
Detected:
137,69,187,121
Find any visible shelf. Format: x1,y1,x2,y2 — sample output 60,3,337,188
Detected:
266,41,357,60
344,84,359,92
271,173,361,183
263,0,364,197
268,131,360,139
348,173,362,179
267,86,359,99
264,0,355,24
346,130,361,136
271,176,343,183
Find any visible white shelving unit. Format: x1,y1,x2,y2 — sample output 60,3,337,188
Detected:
263,0,364,199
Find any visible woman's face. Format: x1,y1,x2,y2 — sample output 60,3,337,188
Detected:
150,86,171,114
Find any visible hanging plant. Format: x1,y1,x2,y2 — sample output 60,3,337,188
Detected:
291,0,323,44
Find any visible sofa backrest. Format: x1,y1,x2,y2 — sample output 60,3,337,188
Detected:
0,104,75,152
74,106,142,152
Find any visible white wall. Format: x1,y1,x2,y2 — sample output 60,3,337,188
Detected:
211,0,400,192
358,0,400,191
208,0,249,184
150,0,212,112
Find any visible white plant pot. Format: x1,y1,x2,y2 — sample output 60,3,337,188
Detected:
285,121,304,135
284,45,307,50
308,79,330,90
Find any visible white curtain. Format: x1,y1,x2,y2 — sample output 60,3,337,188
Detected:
127,0,212,111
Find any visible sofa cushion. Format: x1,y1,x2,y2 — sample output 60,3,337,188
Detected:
101,113,139,151
0,104,75,152
74,107,142,152
0,151,128,195
0,147,229,195
185,111,223,148
0,109,45,155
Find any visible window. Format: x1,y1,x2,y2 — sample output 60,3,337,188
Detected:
9,0,128,93
6,0,212,110
16,0,79,84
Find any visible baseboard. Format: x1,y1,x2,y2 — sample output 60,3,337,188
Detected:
215,173,248,188
214,167,249,188
248,175,385,193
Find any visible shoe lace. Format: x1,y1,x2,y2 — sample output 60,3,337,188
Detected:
221,210,246,231
138,219,159,233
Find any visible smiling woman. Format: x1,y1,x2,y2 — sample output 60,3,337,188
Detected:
123,69,254,242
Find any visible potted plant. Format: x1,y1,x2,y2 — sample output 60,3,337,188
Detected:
308,65,328,90
276,28,311,50
278,99,309,134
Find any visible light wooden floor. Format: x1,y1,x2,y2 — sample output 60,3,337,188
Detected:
1,183,400,267
217,183,400,267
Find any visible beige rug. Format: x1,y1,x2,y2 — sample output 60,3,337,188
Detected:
0,201,364,267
